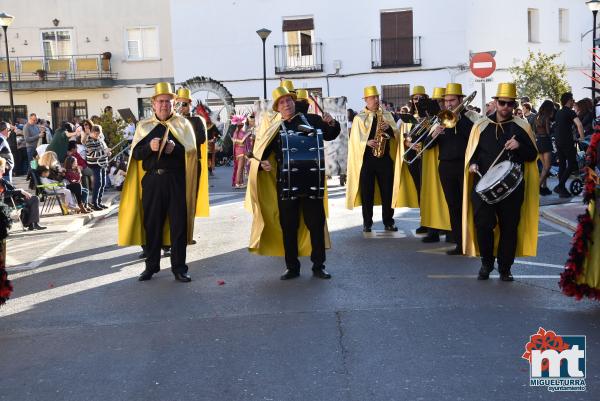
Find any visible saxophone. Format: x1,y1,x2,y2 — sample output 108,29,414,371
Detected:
372,110,390,158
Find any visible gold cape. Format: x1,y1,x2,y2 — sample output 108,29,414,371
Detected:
244,113,331,256
196,116,210,217
346,109,418,210
578,198,600,288
461,117,539,257
117,114,209,246
420,145,451,230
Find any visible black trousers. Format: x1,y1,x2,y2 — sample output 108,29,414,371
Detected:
439,160,464,248
472,182,524,271
556,145,578,189
278,197,326,270
142,172,188,274
360,157,395,227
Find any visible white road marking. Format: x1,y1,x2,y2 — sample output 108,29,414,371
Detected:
513,260,564,269
538,230,560,237
428,274,560,279
363,230,407,239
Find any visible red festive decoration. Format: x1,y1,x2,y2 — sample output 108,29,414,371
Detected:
522,327,570,372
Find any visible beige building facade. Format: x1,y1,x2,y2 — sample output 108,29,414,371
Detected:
0,0,173,126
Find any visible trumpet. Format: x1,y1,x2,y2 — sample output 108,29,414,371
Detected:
403,91,476,164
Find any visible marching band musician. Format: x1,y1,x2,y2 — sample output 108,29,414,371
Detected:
246,87,341,280
417,89,452,245
346,86,418,233
118,82,205,282
430,83,476,255
175,88,210,217
463,83,539,281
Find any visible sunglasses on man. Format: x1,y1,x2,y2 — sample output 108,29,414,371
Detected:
497,100,517,108
179,102,189,107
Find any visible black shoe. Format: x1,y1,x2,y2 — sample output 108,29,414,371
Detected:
27,224,35,231
384,224,398,232
162,248,171,258
138,251,147,259
190,239,197,245
499,270,514,282
558,189,572,198
422,234,440,243
446,247,462,256
280,268,300,280
173,272,192,282
312,266,332,279
540,186,552,196
33,223,47,230
138,270,155,281
91,204,103,211
415,226,428,234
477,265,494,280
363,225,372,233
98,204,109,209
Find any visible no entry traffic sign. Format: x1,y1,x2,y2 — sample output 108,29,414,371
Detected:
470,51,496,79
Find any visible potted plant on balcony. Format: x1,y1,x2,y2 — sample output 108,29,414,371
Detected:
35,69,47,80
101,52,112,72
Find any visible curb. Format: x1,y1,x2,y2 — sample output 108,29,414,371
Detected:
540,210,577,232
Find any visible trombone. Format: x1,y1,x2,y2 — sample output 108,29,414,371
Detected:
403,91,477,164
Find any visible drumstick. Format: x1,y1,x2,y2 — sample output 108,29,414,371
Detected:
489,135,516,170
245,151,261,162
308,93,324,115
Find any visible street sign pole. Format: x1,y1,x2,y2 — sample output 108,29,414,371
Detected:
481,82,486,113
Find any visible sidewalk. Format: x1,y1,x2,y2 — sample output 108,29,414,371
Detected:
10,174,120,232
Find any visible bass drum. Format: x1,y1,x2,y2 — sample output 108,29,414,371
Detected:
475,160,523,204
279,129,325,200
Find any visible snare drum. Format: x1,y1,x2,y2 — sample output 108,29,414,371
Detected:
475,160,523,204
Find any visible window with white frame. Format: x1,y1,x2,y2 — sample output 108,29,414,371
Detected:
528,8,540,43
41,29,73,58
559,9,569,42
283,18,314,57
126,26,159,60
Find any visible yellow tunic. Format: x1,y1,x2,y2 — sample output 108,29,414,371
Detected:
461,117,539,257
117,114,209,246
346,108,418,210
244,114,331,256
578,196,600,288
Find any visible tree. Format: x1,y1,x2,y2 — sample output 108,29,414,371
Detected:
96,110,126,149
509,50,571,106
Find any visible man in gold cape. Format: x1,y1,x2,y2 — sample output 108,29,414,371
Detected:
346,86,418,232
245,86,340,280
117,82,208,282
462,83,539,281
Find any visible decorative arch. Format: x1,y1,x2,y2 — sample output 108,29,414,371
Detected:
181,76,236,133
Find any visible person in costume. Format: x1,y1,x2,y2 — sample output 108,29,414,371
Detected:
346,86,418,233
560,125,600,300
245,86,340,280
175,88,208,193
230,114,251,188
429,83,475,255
118,82,207,283
463,83,539,281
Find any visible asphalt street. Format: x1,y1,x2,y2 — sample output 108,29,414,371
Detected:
1,166,599,401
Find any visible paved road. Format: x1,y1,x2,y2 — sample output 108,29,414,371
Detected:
1,166,598,401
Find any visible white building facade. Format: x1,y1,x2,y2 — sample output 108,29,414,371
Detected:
0,0,174,126
171,0,593,112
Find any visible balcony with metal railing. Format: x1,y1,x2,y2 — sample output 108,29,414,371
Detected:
274,42,324,74
371,37,422,69
0,54,118,90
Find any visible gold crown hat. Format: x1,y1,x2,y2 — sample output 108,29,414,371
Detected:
272,86,297,111
494,82,518,99
152,82,176,99
296,89,309,101
281,80,295,93
431,87,446,100
444,83,464,97
411,85,426,97
363,85,380,98
175,87,192,101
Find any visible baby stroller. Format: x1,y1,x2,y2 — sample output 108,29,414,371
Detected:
567,139,589,196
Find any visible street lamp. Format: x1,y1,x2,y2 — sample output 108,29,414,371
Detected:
256,28,271,100
587,0,600,117
0,12,15,124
